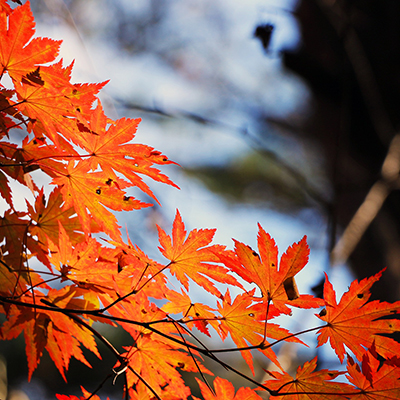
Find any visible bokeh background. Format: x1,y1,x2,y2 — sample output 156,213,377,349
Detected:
2,0,400,398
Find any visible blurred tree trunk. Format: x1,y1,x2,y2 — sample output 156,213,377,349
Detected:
284,0,400,301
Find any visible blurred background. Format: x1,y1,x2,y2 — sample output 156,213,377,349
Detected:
2,0,400,398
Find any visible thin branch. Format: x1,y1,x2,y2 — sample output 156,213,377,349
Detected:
116,99,330,209
331,133,400,265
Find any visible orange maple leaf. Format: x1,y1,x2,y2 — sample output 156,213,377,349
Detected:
194,376,263,400
157,210,241,297
53,161,150,239
1,288,100,381
218,225,323,314
162,289,218,336
76,101,179,204
346,344,400,399
118,333,211,400
316,269,400,362
27,187,87,246
217,289,304,374
14,74,82,147
265,356,352,399
0,1,61,81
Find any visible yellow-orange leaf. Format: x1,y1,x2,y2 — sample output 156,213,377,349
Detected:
265,356,352,399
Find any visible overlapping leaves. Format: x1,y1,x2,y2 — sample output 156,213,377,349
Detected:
1,1,400,400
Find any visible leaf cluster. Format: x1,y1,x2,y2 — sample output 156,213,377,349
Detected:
1,2,400,399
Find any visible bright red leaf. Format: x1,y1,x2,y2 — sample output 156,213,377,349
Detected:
316,269,400,362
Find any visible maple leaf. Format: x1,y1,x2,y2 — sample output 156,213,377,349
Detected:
119,333,211,399
1,288,100,381
0,208,50,271
194,376,263,400
0,169,12,205
15,61,108,146
27,187,87,246
14,75,82,147
0,139,41,190
57,386,108,400
52,161,150,239
316,269,400,362
76,101,178,204
265,356,352,399
0,1,61,81
162,289,218,336
105,236,169,300
157,210,241,297
217,289,304,374
0,0,12,15
18,134,78,178
218,225,323,314
0,87,25,137
346,344,400,399
46,223,119,303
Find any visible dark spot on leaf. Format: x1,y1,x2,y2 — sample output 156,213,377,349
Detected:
96,189,101,195
177,362,185,369
33,139,37,145
76,107,81,113
195,312,200,317
72,88,78,95
283,277,299,300
38,213,42,218
105,178,112,185
163,157,167,161
319,309,327,317
77,122,91,133
357,293,364,299
141,309,147,314
252,250,260,259
24,67,44,86
271,263,275,267
123,196,130,201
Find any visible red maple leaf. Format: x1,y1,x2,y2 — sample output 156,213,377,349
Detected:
218,224,323,314
346,344,400,399
316,269,400,362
